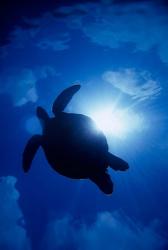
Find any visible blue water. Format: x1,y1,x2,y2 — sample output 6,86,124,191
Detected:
0,1,168,249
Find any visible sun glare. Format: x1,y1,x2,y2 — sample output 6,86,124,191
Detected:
89,107,144,139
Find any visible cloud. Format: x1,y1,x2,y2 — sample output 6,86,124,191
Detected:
0,68,38,106
41,215,77,250
0,0,97,47
58,2,168,64
37,37,70,51
7,14,71,52
0,66,57,106
42,211,167,250
0,12,71,55
102,68,161,101
0,176,31,250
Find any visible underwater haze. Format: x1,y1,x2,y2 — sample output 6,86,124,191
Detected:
0,0,168,249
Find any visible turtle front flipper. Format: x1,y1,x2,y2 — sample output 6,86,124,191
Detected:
22,135,42,173
52,84,81,114
107,152,129,171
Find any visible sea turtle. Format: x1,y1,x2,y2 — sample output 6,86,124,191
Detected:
22,85,129,194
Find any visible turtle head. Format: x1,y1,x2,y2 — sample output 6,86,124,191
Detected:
36,106,49,129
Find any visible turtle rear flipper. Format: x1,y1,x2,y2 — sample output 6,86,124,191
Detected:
107,152,129,171
89,171,113,195
22,135,42,173
52,84,81,114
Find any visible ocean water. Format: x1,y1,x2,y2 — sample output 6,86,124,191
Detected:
0,1,168,249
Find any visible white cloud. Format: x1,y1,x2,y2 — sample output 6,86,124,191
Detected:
41,216,77,250
0,66,57,106
0,176,31,250
102,68,161,101
42,211,167,250
0,68,38,106
33,14,70,51
6,15,70,52
58,2,168,64
37,37,70,51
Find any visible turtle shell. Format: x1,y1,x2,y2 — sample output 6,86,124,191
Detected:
41,112,108,178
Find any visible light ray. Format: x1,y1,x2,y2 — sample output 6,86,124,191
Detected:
89,106,144,140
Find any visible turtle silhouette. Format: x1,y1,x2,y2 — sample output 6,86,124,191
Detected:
22,85,129,194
